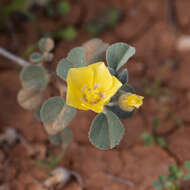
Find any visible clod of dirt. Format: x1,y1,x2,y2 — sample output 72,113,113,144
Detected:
0,128,19,145
43,167,72,188
176,35,190,52
43,167,83,189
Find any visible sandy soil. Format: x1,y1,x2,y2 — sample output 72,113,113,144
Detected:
0,0,190,189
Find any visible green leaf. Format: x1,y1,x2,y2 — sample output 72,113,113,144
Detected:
117,69,128,84
108,67,116,76
56,47,86,80
164,182,173,189
141,132,155,146
45,104,76,131
67,47,86,66
40,96,65,124
20,65,49,88
49,126,72,146
120,84,134,93
57,0,71,15
184,173,190,181
30,52,43,63
106,42,135,71
158,175,167,183
43,104,76,135
56,59,70,81
168,165,180,174
59,26,77,40
82,38,109,65
156,137,167,148
152,181,163,190
184,161,190,171
39,37,54,52
106,104,134,119
168,165,183,181
89,110,125,150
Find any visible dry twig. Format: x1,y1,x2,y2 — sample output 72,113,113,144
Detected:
0,47,30,66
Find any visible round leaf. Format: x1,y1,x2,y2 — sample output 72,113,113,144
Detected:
57,27,77,40
67,47,86,67
39,37,54,52
30,52,43,63
43,105,76,135
57,1,71,15
117,69,128,84
20,65,49,88
106,42,136,71
40,96,65,123
89,111,125,150
82,38,109,65
17,87,44,110
56,47,86,80
56,59,71,80
156,137,167,148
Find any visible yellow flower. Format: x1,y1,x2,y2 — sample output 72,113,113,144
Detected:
66,62,122,113
119,93,144,112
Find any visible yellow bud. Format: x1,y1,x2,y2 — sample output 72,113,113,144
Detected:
119,93,144,112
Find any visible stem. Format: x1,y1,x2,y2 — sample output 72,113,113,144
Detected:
0,47,30,66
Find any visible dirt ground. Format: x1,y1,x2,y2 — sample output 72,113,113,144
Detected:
0,0,190,189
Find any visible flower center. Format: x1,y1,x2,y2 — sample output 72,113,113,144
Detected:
82,84,104,105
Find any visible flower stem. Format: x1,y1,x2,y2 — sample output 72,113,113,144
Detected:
0,47,30,67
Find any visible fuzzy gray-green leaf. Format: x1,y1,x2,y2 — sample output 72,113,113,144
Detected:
89,111,125,150
20,65,49,88
17,87,44,110
40,96,65,124
30,52,43,63
82,38,109,65
56,47,86,80
56,59,71,80
117,69,128,84
49,105,76,133
42,104,76,135
39,37,54,52
67,47,86,67
106,42,135,71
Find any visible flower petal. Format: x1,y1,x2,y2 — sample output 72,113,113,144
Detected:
82,101,104,113
66,74,88,110
103,76,122,103
67,66,94,90
88,62,113,91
